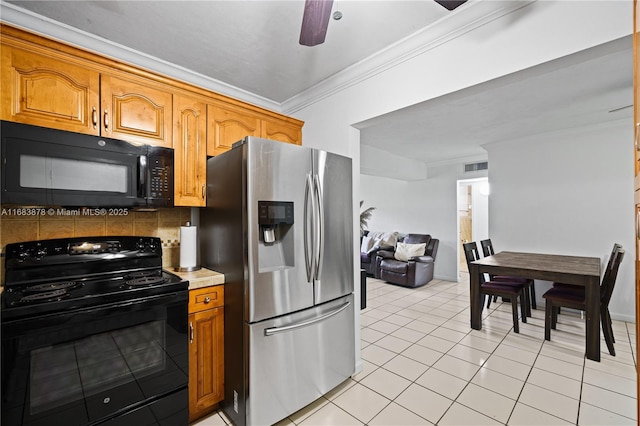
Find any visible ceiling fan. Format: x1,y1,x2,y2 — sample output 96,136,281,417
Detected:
299,0,469,47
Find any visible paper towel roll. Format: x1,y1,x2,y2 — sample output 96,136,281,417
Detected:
179,224,199,271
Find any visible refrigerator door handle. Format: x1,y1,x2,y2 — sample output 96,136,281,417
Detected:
313,174,324,281
304,173,314,282
263,301,351,336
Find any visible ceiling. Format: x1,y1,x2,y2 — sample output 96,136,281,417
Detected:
3,1,633,171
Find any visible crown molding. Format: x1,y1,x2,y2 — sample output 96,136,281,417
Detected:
0,1,281,112
281,0,535,115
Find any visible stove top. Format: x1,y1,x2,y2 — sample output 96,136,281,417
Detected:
2,236,188,320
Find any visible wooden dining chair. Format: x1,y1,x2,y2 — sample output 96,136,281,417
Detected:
542,248,624,356
553,243,622,292
463,241,528,333
480,238,536,311
551,243,622,340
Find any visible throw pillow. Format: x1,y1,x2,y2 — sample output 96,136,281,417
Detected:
367,237,383,254
394,242,426,262
360,236,374,253
379,231,398,247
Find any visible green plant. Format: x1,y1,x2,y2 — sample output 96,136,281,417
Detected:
360,200,375,234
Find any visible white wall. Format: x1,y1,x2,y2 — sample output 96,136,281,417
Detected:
361,165,488,282
486,121,634,321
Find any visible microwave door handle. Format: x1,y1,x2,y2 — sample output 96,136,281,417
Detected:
138,155,147,198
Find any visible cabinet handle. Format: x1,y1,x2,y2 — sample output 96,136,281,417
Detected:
104,109,109,131
204,296,211,304
92,107,97,129
189,321,194,344
635,123,640,153
637,209,640,240
202,184,206,200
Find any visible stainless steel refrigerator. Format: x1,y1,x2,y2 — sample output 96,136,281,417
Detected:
200,137,355,426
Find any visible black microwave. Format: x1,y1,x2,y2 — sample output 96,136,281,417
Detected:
1,121,174,208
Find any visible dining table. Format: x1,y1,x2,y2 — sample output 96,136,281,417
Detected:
469,251,602,361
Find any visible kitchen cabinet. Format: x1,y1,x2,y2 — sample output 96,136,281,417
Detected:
207,102,303,157
261,116,303,145
100,74,173,148
207,102,262,156
0,45,100,135
188,286,224,423
0,45,173,147
174,94,207,206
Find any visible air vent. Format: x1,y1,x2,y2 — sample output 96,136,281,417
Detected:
464,161,488,173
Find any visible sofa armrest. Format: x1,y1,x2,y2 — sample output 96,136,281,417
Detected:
410,255,434,263
377,250,395,259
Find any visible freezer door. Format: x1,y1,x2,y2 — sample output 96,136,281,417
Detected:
246,138,314,323
313,150,354,304
246,294,355,426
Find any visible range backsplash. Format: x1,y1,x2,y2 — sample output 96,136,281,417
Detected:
0,207,191,279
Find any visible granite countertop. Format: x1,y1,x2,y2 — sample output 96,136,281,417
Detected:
169,268,225,290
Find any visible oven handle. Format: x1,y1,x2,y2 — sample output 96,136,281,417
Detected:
101,291,188,312
2,290,188,327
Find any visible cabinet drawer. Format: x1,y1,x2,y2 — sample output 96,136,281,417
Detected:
189,286,224,313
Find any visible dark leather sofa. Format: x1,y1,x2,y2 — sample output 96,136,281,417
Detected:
376,234,439,288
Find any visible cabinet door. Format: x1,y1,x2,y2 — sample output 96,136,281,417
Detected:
174,94,207,206
261,117,302,145
101,74,173,147
188,308,224,422
0,45,100,135
207,103,261,156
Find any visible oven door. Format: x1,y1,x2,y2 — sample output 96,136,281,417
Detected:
1,291,188,426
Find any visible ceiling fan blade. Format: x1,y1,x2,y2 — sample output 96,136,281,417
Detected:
434,0,468,11
299,0,334,46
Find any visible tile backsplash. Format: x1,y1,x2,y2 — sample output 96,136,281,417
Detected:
0,207,192,277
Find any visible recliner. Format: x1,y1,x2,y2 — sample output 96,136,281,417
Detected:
376,234,439,287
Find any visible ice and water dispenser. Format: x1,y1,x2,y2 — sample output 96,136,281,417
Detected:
257,201,295,271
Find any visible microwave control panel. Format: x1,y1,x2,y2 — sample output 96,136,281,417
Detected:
147,146,174,206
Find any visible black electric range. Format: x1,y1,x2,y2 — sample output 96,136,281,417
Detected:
1,236,189,426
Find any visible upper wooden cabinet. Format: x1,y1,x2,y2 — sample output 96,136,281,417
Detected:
0,45,173,147
207,102,303,157
262,117,302,145
174,94,207,207
101,74,173,148
0,45,100,135
207,102,261,156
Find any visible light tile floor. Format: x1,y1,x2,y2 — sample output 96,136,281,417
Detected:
193,276,637,425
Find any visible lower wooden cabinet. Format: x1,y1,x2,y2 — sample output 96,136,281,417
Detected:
188,286,224,422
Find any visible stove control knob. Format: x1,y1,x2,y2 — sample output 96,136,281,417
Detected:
35,248,47,260
17,250,30,262
136,239,146,252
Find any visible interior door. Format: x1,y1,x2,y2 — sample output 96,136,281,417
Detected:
313,150,354,305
